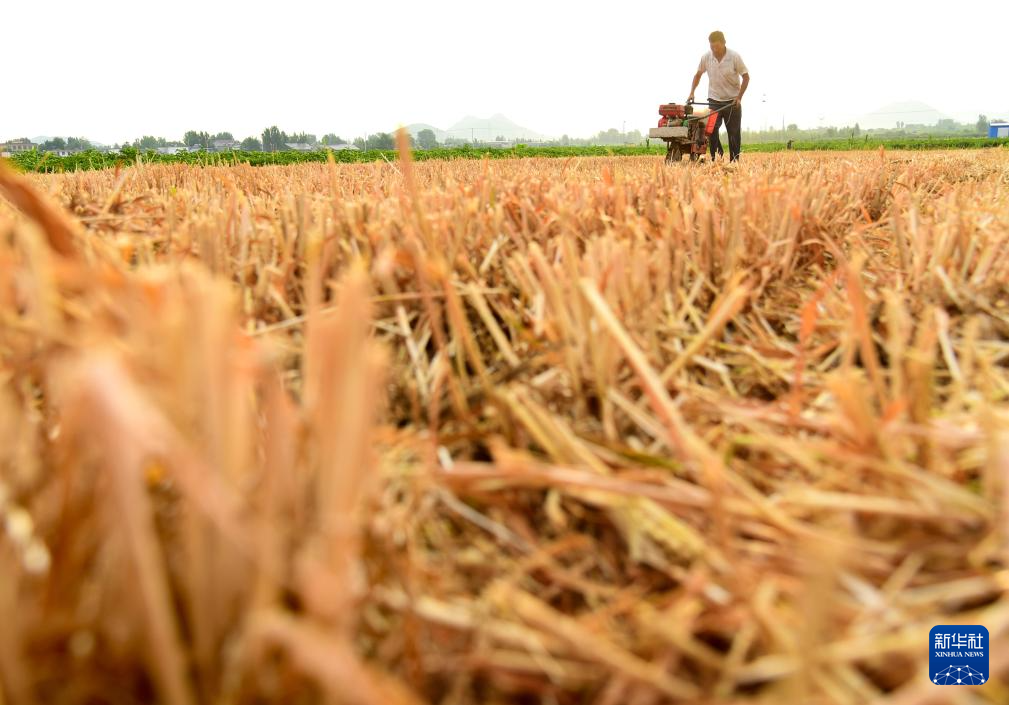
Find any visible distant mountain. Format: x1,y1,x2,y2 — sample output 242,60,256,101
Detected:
403,114,546,143
857,101,949,130
446,114,545,141
403,123,449,142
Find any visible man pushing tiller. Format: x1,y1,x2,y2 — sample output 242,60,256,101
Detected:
688,31,750,162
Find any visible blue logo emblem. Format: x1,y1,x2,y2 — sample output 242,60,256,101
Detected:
930,625,988,685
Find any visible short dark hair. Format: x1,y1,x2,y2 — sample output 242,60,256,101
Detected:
709,31,725,43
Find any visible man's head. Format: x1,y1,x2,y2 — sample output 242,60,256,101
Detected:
708,30,726,56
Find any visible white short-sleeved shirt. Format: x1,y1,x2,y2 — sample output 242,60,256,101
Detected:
697,49,748,102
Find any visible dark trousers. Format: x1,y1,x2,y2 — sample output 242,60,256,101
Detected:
708,99,742,161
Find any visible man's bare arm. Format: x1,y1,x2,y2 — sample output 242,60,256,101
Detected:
735,73,750,105
687,72,703,102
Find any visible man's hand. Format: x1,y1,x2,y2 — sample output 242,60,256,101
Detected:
735,73,749,108
688,71,703,105
733,95,742,107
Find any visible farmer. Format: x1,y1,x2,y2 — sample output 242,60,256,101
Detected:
687,31,749,162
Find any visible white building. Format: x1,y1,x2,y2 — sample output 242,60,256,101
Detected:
211,139,241,152
1,138,34,155
989,121,1009,138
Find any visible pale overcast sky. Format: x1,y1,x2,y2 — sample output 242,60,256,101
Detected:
5,0,1007,144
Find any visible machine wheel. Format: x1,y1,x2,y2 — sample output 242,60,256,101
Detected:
664,143,683,164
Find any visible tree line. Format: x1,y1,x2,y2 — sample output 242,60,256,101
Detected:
740,115,998,145
30,114,1003,154
34,124,655,154
33,126,649,154
38,137,93,151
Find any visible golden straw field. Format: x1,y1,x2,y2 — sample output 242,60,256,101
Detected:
1,148,1009,705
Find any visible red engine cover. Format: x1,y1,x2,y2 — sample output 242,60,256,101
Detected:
705,112,719,135
658,103,685,119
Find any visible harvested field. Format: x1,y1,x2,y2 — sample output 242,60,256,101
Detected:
1,148,1009,704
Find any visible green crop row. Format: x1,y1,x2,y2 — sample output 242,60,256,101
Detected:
6,145,669,173
744,136,1009,152
6,138,1008,173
